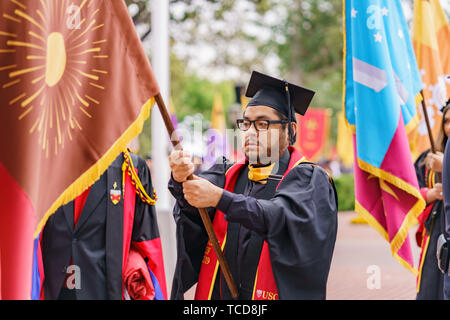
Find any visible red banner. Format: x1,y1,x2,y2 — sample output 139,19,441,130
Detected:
0,0,159,299
295,108,331,161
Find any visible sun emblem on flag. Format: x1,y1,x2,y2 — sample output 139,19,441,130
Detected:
0,0,108,157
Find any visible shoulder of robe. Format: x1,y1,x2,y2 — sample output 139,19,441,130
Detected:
129,153,148,173
288,161,334,187
105,151,147,171
108,152,126,169
271,163,338,215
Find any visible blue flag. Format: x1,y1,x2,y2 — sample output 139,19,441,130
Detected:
343,0,425,273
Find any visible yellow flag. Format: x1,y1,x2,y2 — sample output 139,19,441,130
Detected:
337,111,354,166
241,95,250,112
210,92,226,132
411,0,450,156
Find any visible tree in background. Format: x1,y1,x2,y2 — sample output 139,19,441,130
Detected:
126,0,345,157
264,0,343,147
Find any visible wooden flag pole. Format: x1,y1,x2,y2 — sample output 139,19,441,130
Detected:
154,93,239,299
420,90,437,153
420,90,442,182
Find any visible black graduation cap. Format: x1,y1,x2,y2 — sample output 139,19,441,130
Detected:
245,71,315,144
245,71,315,117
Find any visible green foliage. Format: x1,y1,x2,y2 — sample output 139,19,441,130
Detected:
138,118,152,158
272,0,342,74
170,52,236,122
137,54,237,158
333,173,355,212
173,77,235,121
265,0,343,144
130,0,345,156
304,70,342,141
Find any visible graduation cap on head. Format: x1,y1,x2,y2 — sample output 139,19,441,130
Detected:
245,71,315,144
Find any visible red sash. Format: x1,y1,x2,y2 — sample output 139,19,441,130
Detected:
195,146,305,300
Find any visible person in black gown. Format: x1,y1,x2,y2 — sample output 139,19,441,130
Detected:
169,71,338,300
414,104,450,300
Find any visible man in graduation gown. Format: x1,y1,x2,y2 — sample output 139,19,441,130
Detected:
441,99,450,301
31,151,167,300
169,71,338,300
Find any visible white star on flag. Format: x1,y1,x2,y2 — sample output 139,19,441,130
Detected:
381,7,389,16
398,29,404,39
374,32,382,42
351,8,357,18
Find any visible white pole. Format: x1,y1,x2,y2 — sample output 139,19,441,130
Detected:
150,0,176,298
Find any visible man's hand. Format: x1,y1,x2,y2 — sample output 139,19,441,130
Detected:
169,150,194,183
182,176,223,209
426,183,443,204
425,152,444,173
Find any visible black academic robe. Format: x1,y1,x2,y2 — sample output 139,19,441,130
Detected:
169,147,338,300
442,139,450,300
414,150,445,300
31,153,167,300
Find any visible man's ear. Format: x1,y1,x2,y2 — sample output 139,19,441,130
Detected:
290,122,297,134
289,121,297,145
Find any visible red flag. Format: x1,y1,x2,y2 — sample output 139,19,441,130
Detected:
295,108,331,161
0,0,159,299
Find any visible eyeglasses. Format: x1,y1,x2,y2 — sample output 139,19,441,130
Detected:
236,119,288,132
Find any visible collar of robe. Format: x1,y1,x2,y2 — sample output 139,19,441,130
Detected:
247,162,276,184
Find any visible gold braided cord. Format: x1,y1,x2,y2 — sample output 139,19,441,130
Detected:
122,150,157,205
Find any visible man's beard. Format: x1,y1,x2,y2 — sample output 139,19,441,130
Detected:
243,129,285,166
245,144,279,167
246,152,271,166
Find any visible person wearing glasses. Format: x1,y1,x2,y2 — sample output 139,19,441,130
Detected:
168,71,338,300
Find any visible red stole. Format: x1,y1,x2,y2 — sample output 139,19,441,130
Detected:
195,146,305,300
122,166,137,289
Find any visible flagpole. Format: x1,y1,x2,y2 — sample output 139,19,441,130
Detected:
420,90,437,153
154,93,239,299
419,90,442,182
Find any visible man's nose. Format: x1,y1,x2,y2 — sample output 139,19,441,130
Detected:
244,127,258,142
247,122,258,134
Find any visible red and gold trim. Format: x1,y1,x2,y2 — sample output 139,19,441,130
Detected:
122,149,157,205
195,146,306,300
